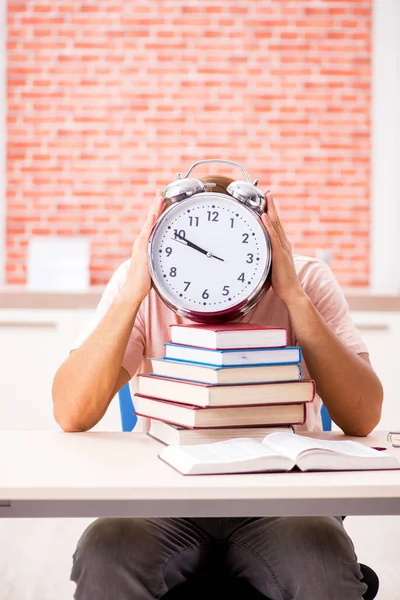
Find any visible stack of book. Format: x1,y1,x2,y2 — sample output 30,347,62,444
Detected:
133,323,315,446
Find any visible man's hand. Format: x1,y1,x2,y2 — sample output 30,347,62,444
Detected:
261,190,304,307
124,190,166,303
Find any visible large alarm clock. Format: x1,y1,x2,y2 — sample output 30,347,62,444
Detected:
148,159,272,323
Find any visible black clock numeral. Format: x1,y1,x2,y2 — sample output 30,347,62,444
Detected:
165,246,172,257
202,289,209,299
238,272,245,282
207,211,219,222
222,285,230,296
246,253,254,264
183,281,191,292
188,216,199,227
169,267,177,277
230,218,235,228
242,233,249,243
174,229,186,240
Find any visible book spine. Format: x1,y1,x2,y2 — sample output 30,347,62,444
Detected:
135,412,305,429
138,373,206,388
164,357,301,368
135,391,314,408
301,403,306,424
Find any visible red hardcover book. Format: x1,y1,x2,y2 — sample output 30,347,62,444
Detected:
136,374,315,408
133,394,307,429
169,323,288,350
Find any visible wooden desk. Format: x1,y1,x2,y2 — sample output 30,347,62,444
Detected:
1,431,400,518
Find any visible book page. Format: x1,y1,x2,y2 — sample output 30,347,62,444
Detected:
262,432,388,461
174,438,282,464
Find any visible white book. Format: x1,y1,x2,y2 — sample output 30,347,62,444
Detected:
165,344,302,367
159,432,400,475
149,358,302,385
148,420,293,446
169,323,288,349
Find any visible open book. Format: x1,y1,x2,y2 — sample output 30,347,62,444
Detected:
159,432,400,475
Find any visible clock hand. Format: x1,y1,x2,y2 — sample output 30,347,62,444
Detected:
210,253,224,262
172,234,225,262
172,235,209,256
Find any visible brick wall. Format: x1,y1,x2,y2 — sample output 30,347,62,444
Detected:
7,0,372,286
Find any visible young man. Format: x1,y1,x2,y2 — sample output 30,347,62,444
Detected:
53,179,383,600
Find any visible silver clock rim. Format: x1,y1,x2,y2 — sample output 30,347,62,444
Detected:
147,192,272,322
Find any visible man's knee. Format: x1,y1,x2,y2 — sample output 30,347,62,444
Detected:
71,518,162,599
276,517,366,597
229,517,366,599
282,517,356,565
73,518,155,567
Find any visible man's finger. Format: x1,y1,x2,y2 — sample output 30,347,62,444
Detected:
265,191,280,225
152,190,167,221
140,196,161,237
148,189,163,218
140,191,164,238
137,213,155,243
265,191,288,244
261,212,281,250
264,194,282,239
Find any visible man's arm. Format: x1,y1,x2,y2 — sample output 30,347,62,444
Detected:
52,291,139,432
284,294,382,436
262,191,383,437
52,191,165,432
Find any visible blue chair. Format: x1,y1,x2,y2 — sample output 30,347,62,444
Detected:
118,383,137,432
117,385,378,599
321,403,332,431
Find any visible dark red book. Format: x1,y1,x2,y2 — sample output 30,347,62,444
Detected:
136,374,315,408
133,394,307,429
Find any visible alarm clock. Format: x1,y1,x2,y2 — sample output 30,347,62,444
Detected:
148,159,272,323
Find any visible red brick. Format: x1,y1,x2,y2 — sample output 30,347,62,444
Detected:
6,0,372,287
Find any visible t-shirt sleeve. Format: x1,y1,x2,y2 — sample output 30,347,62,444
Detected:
300,260,368,356
70,260,145,379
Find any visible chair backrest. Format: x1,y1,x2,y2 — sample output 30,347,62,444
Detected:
320,404,332,431
118,383,333,433
118,383,137,432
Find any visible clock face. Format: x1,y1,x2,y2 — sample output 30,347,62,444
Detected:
149,193,271,318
